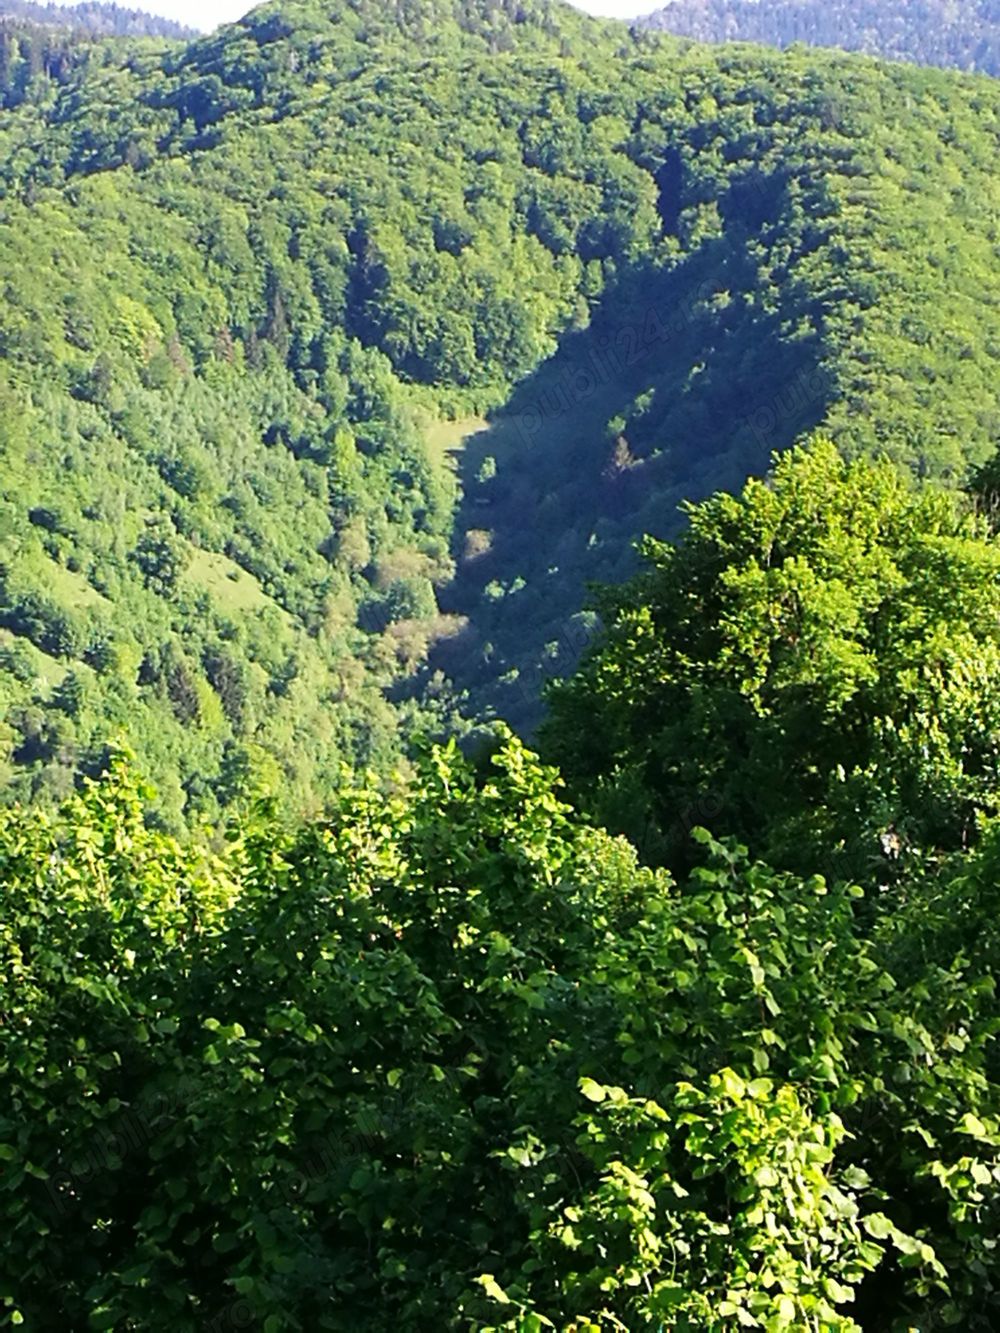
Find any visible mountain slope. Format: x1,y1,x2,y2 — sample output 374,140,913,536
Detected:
0,1,193,113
636,0,1000,78
1,0,1000,819
0,0,195,38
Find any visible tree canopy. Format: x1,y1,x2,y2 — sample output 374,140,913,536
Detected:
638,0,1000,79
5,1,1000,1328
545,439,1000,879
5,736,1000,1329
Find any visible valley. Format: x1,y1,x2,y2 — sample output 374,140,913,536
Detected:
3,2,1000,1327
1,2,999,820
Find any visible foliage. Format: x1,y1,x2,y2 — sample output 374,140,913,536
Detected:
1,0,1000,815
637,0,1000,78
0,4,192,113
5,740,1000,1329
544,439,1000,879
3,6,1000,1328
0,1,193,39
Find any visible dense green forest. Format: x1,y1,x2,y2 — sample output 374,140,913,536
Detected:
5,1,1000,1324
0,0,193,114
0,0,194,39
2,0,1000,820
636,0,1000,78
8,575,1000,1328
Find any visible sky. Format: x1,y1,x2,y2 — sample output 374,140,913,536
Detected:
51,0,660,35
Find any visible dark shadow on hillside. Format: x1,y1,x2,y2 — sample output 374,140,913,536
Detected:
418,239,834,737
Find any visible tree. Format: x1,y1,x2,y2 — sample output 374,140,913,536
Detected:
130,523,190,597
52,670,86,717
2,739,997,1327
545,439,1000,880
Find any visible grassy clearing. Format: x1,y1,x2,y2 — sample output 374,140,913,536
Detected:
421,414,490,472
42,558,109,610
186,550,274,614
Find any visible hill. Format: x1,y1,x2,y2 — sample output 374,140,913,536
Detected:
1,0,1000,822
0,0,195,39
635,0,1000,78
0,1,194,113
6,7,1000,1324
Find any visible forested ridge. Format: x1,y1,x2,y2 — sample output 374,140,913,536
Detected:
5,0,1000,1326
636,0,1000,79
0,1,195,40
0,1,194,115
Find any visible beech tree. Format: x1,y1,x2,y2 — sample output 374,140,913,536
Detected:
545,439,1000,880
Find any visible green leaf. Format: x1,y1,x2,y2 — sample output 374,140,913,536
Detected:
476,1274,511,1305
580,1078,606,1103
718,1068,746,1101
863,1213,894,1240
960,1113,988,1140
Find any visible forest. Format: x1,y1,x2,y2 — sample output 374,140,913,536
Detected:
2,0,1000,821
0,0,194,39
3,0,1000,1326
0,0,193,113
637,0,1000,78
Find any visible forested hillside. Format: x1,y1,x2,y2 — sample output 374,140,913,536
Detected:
0,1,193,113
0,1,194,39
636,0,1000,77
7,2,1000,1326
7,652,1000,1329
1,0,1000,820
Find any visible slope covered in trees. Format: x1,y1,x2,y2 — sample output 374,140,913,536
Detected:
0,1,195,40
6,3,1000,1326
636,0,1000,78
0,1,193,112
1,0,1000,823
